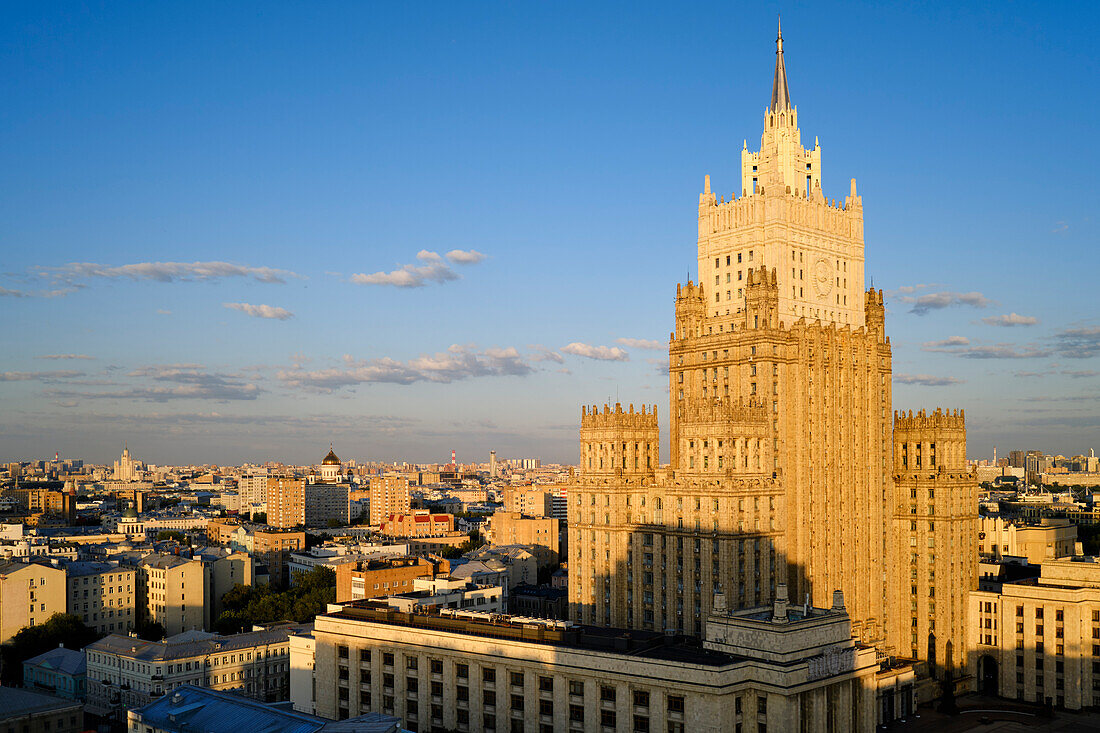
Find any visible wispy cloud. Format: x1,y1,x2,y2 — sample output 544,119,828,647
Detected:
897,291,994,315
921,337,1050,359
921,336,970,349
351,249,486,288
893,373,964,386
560,342,629,361
0,285,28,297
1054,326,1100,359
1052,221,1069,234
156,309,172,315
529,345,565,364
445,249,487,265
36,260,300,286
37,354,95,361
223,302,294,320
886,283,941,297
616,337,664,350
278,345,532,392
0,370,85,382
980,312,1038,327
48,365,262,402
1063,370,1100,378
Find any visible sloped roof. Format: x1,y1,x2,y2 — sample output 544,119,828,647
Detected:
22,646,86,676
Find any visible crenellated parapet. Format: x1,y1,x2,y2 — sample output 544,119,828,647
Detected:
581,402,658,430
893,408,965,432
893,409,967,473
579,403,659,477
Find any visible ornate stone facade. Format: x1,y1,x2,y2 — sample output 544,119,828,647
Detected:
567,25,977,677
889,409,977,673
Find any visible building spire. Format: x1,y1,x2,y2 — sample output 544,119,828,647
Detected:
771,15,791,111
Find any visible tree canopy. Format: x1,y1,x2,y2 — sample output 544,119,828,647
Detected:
214,565,336,634
0,613,102,686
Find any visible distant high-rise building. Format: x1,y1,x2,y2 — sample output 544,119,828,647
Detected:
369,476,411,526
112,444,140,482
489,450,497,478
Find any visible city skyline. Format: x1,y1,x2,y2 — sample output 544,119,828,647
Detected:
2,3,1099,465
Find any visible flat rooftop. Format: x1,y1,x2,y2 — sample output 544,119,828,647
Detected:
322,601,736,667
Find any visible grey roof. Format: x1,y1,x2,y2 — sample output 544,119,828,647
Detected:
85,625,307,662
64,560,132,577
140,553,193,570
133,686,402,733
0,687,82,719
771,18,791,111
22,647,86,676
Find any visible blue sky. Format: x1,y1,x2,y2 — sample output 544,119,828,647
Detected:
1,2,1098,465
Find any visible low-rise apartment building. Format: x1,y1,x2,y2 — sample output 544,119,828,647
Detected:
306,586,911,732
137,554,205,636
65,560,137,635
334,557,438,603
378,512,454,538
971,556,1100,708
0,559,66,642
484,512,560,565
978,517,1078,564
86,625,305,718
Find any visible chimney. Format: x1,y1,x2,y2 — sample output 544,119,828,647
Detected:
771,583,790,624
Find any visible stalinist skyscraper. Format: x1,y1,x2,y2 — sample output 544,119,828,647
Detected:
568,23,976,671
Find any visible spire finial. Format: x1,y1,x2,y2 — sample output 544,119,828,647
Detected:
771,17,791,112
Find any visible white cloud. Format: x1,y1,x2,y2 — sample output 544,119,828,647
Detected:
278,344,533,392
616,337,664,350
351,250,461,288
37,354,95,360
37,260,300,286
446,249,487,265
893,373,964,386
156,309,172,315
980,312,1038,327
561,342,629,361
0,286,27,297
223,302,294,321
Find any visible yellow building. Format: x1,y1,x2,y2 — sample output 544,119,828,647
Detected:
889,410,977,674
65,561,137,636
971,557,1100,709
265,477,306,529
979,517,1077,564
566,24,977,680
369,476,411,526
137,554,205,636
485,512,560,565
0,560,66,642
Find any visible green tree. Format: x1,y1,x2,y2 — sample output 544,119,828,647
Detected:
250,511,267,524
215,566,336,633
134,620,166,641
0,614,102,686
156,530,185,542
